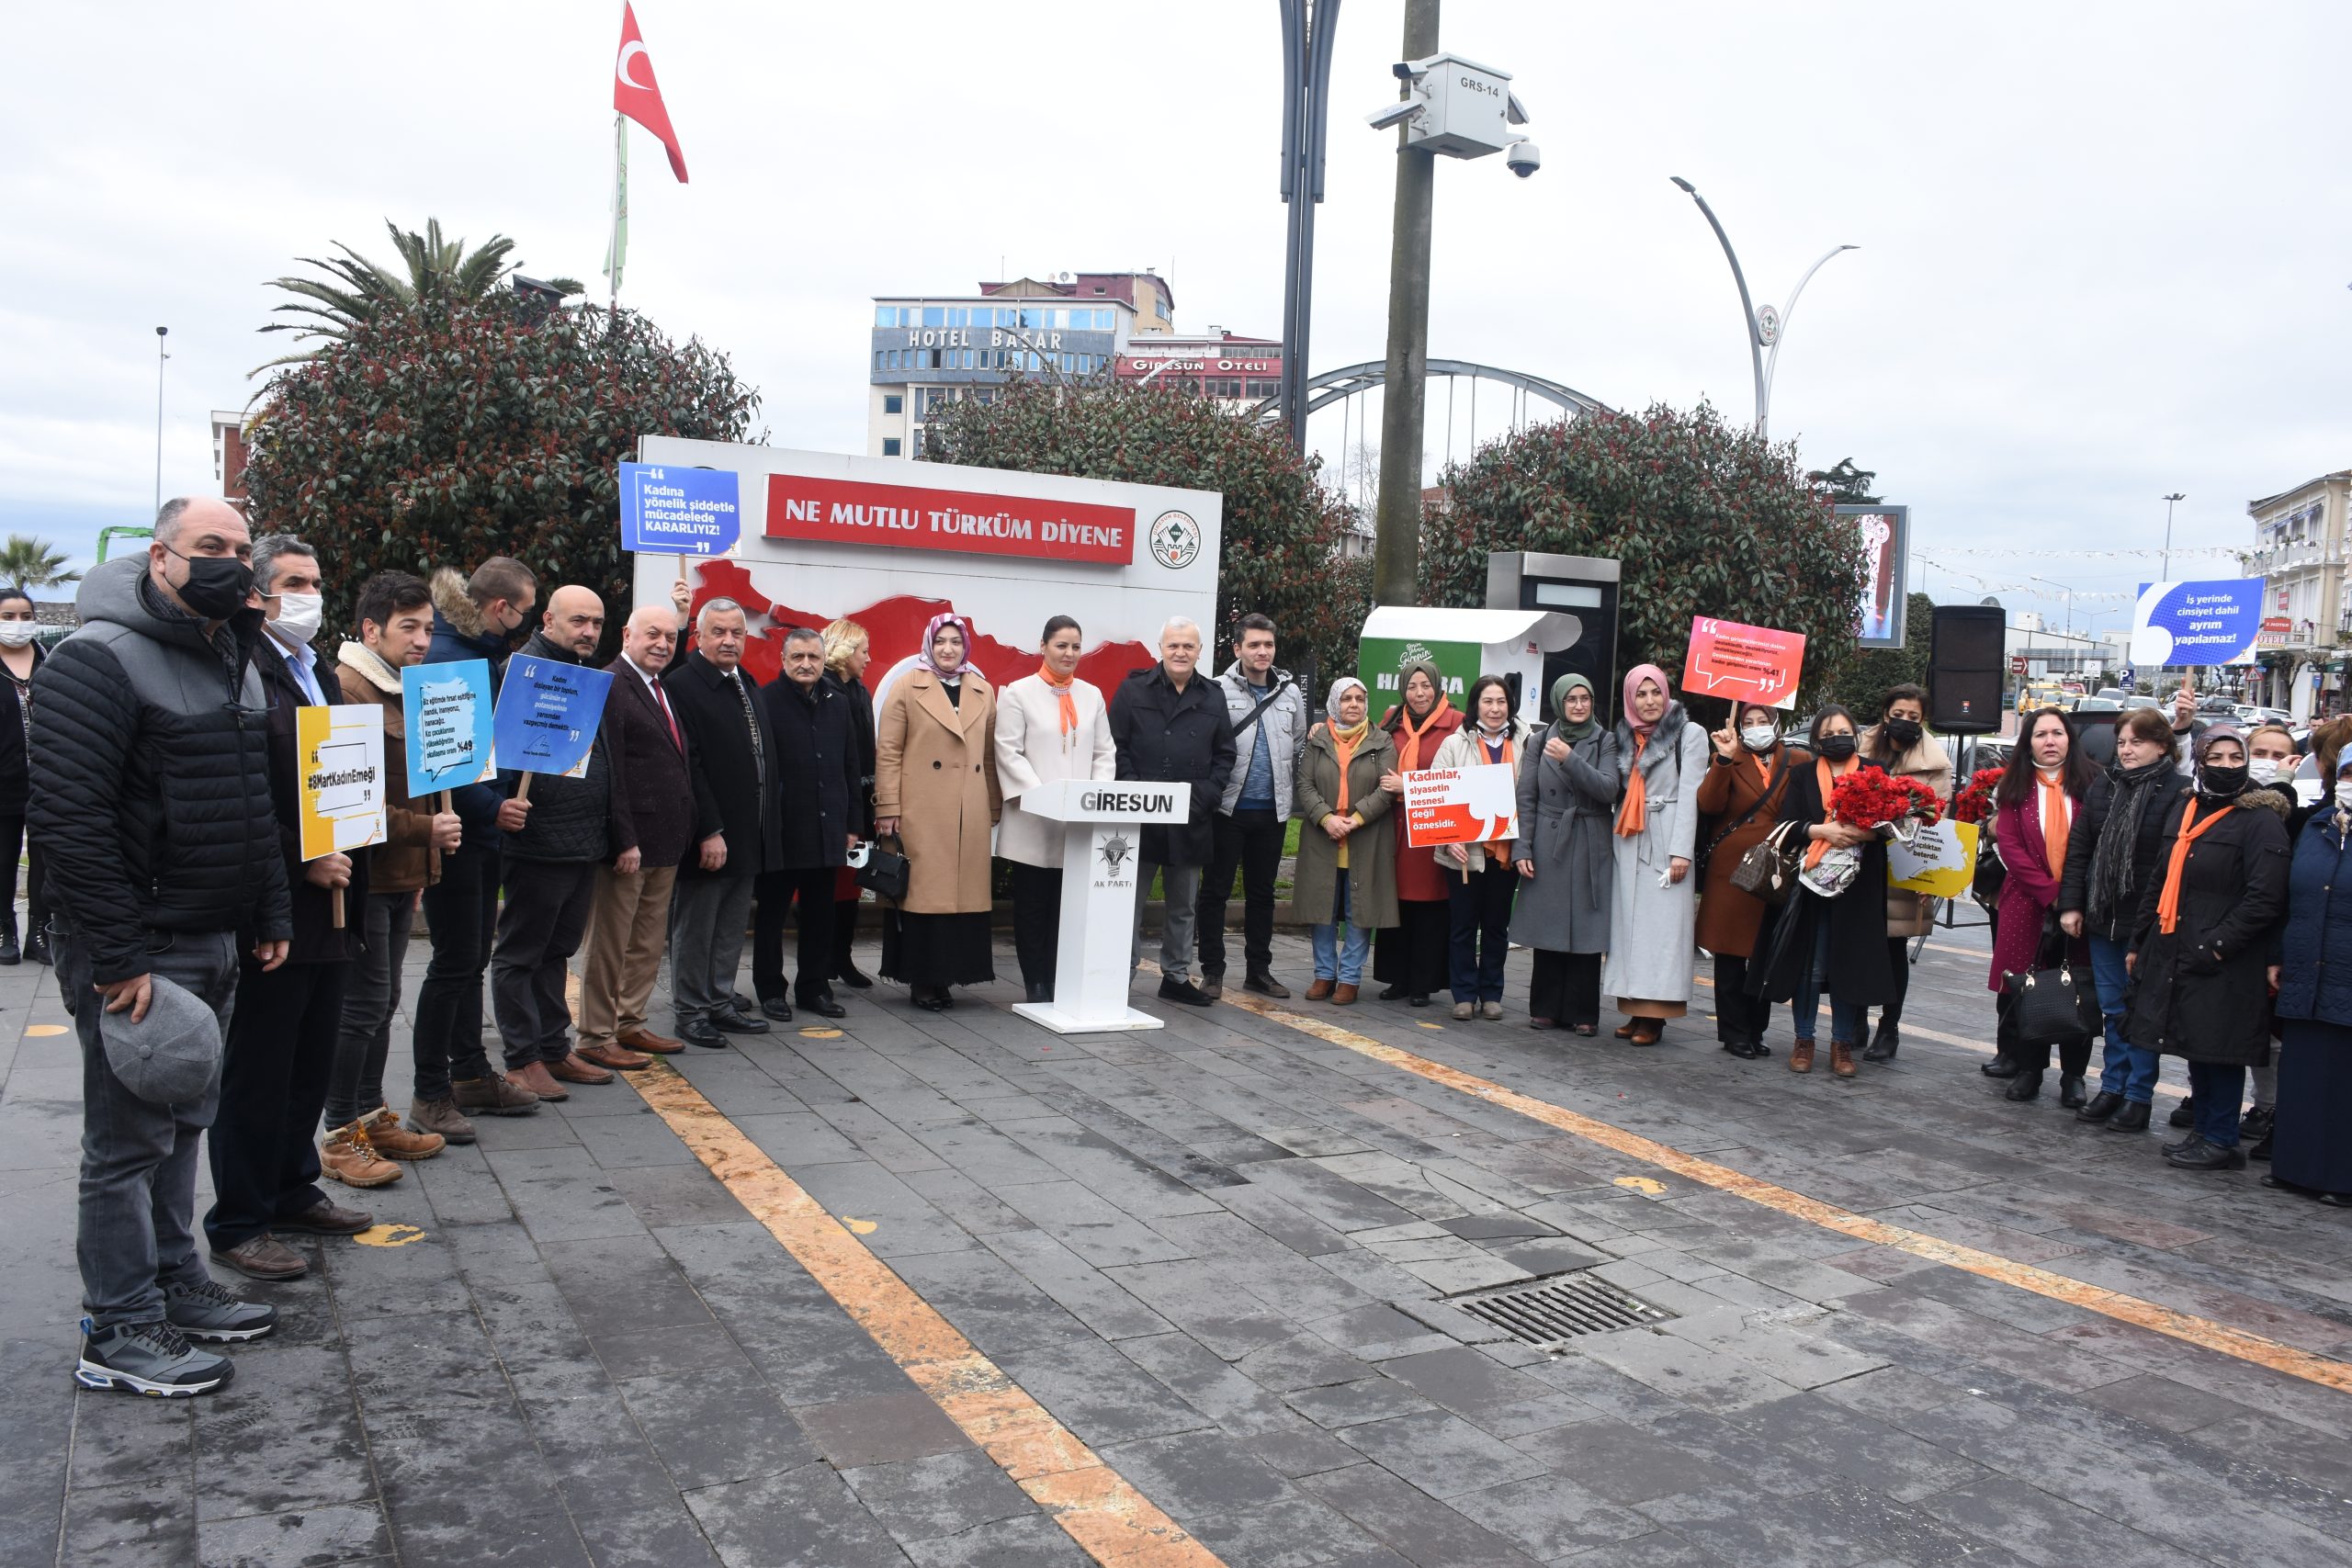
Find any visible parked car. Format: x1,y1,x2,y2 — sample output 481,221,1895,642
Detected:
2092,687,2127,704
2075,697,2122,714
2123,694,2160,711
2235,705,2293,728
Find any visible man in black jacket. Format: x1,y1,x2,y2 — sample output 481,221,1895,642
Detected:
754,627,862,1020
34,497,292,1396
489,586,631,1102
203,535,381,1284
1109,616,1237,1008
416,558,541,1121
667,598,779,1047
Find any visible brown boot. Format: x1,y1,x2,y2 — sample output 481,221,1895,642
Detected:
362,1108,445,1161
1829,1040,1858,1078
577,1042,651,1072
456,1074,541,1115
547,1052,615,1086
1331,983,1359,1006
511,1063,567,1101
408,1097,477,1145
1306,978,1334,1000
321,1122,402,1188
1789,1038,1815,1074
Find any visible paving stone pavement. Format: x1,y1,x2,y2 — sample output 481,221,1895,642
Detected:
1,913,2348,1567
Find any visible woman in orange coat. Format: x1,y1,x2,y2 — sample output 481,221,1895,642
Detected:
1371,660,1463,1006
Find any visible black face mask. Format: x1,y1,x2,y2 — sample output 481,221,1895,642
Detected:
1884,717,1923,749
2199,763,2248,796
168,549,254,619
1817,732,1859,761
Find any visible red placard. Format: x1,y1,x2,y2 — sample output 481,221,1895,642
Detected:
765,473,1135,565
1684,616,1806,711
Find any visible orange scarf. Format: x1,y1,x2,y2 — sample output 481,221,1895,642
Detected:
1395,696,1452,771
1328,719,1367,816
2155,798,2233,933
1037,663,1079,739
2037,768,2071,880
1476,728,1517,863
1803,755,1858,868
1614,731,1651,837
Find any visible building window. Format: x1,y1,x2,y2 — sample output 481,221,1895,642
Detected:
883,393,903,415
921,387,956,418
1206,378,1244,399
1247,378,1279,398
882,437,902,457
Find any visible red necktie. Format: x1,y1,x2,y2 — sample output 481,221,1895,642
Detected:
653,679,682,753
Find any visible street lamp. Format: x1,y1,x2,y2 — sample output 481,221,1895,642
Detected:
2160,492,2185,580
2027,575,2074,640
1668,177,1856,439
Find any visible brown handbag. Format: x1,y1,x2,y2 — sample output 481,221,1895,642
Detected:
1728,820,1803,906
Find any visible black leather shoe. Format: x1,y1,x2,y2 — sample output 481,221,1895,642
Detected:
2106,1100,2152,1132
0,930,20,966
679,1016,728,1049
2249,1135,2273,1162
801,997,847,1020
1243,969,1291,998
1378,984,1410,1001
760,997,794,1022
709,1008,770,1035
1024,982,1051,1004
1723,1037,1765,1060
731,990,759,1012
1408,993,1430,1008
25,930,50,966
912,986,953,1012
2168,1097,2196,1128
2166,1137,2246,1171
2058,1075,2087,1110
1158,976,1212,1007
2075,1090,2123,1123
835,965,874,991
1981,1057,2022,1079
2238,1106,2276,1144
2004,1069,2044,1102
2164,1131,2200,1155
1861,1021,1898,1062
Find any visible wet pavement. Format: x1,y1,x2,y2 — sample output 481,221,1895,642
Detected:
2,911,2348,1567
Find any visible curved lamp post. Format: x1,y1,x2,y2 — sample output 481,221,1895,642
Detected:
1668,177,1855,439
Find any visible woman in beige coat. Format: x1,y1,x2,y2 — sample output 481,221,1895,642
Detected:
875,615,1001,1010
1294,676,1398,1004
994,615,1116,1002
1857,682,1952,1060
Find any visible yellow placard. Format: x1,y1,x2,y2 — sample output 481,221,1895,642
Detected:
296,705,388,861
1889,818,1977,897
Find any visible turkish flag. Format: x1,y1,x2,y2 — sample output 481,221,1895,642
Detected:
613,3,687,183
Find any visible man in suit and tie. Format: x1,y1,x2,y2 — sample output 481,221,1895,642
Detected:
578,604,695,1067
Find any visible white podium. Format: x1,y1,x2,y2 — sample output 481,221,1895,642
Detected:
1007,778,1193,1034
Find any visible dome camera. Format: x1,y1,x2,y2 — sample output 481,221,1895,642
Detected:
1506,141,1541,178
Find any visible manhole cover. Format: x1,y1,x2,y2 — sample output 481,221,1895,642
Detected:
1454,1274,1676,1347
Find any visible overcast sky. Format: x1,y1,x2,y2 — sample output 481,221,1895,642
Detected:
9,2,2346,635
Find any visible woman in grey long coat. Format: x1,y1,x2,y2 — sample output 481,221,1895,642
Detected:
1510,672,1617,1033
1603,663,1708,1044
1293,677,1398,1004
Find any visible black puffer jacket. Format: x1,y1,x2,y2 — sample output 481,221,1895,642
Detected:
2124,786,2291,1066
2056,764,2191,943
496,632,625,865
1109,663,1237,867
28,558,292,985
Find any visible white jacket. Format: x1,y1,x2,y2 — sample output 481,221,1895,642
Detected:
993,672,1116,867
1428,718,1532,864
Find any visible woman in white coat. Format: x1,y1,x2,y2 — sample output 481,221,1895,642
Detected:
1603,663,1709,1045
1430,675,1531,1021
994,615,1117,1002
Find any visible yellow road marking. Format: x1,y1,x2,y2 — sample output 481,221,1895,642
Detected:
799,1027,844,1039
353,1224,426,1247
1206,986,2352,1394
839,1214,878,1235
1612,1176,1668,1196
626,1061,1223,1567
25,1024,64,1037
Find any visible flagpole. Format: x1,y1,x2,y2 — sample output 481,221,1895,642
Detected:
606,111,624,313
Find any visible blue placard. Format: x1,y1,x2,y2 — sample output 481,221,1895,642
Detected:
2128,579,2265,668
492,657,616,778
402,660,497,795
620,461,741,556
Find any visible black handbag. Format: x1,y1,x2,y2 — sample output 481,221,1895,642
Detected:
1998,913,2100,1049
1728,820,1803,906
854,839,911,903
1973,834,2007,908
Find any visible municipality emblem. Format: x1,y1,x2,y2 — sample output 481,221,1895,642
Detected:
1148,510,1201,570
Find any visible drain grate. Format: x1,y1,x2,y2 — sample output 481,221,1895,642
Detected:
1454,1273,1677,1347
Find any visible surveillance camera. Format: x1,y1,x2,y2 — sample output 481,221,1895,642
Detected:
1506,141,1542,177
1365,100,1424,132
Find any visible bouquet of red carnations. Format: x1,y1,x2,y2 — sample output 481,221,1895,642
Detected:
1950,767,2003,826
1829,771,1944,836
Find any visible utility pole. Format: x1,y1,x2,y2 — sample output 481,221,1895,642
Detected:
153,326,169,513
1372,0,1440,606
1275,0,1341,456
2160,491,2185,580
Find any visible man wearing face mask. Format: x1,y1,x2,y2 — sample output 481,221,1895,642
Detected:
417,558,543,1122
33,497,293,1395
203,535,381,1281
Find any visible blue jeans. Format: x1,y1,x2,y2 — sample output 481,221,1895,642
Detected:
1791,906,1868,1044
2087,935,2159,1103
1312,871,1372,984
2188,1062,2245,1148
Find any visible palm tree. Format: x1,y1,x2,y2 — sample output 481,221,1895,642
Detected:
256,218,582,368
0,536,79,592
